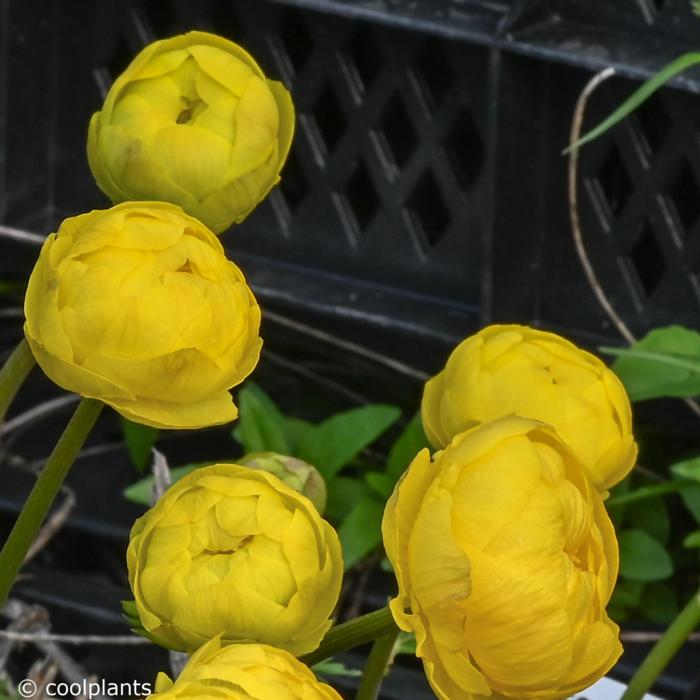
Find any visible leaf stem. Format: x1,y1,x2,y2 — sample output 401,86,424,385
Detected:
0,339,35,422
606,482,688,508
621,589,700,700
302,607,398,667
0,397,103,607
355,626,400,700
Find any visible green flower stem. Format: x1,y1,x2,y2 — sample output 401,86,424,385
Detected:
355,626,400,700
0,339,35,422
0,397,103,608
302,607,398,667
621,589,700,700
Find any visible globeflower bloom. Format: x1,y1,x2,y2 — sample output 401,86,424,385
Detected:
382,417,621,700
422,324,636,490
127,463,343,655
149,637,342,699
24,201,261,429
88,31,295,233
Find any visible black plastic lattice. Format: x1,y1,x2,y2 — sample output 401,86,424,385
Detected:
579,78,700,325
4,0,700,352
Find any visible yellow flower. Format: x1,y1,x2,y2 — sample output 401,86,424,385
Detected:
24,201,261,429
382,417,621,700
422,324,636,490
88,31,295,233
149,636,341,699
127,463,343,655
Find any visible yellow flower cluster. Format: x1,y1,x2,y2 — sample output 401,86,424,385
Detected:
22,29,340,697
19,24,634,700
382,324,636,699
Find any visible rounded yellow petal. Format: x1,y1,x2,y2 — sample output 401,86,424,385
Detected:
382,417,622,700
421,324,637,490
127,464,343,655
24,202,261,429
88,31,295,233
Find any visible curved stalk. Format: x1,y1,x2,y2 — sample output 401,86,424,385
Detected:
355,626,400,700
0,398,103,607
621,590,700,700
0,339,35,422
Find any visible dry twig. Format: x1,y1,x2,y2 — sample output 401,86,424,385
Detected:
0,630,150,646
264,310,429,381
151,448,172,504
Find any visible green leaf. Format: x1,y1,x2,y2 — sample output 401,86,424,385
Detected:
364,471,395,499
566,53,700,153
338,496,384,569
284,417,313,453
232,383,291,454
640,583,680,626
602,325,700,401
386,412,429,482
683,530,700,548
325,476,373,522
609,580,645,611
120,418,159,474
312,659,361,679
395,631,416,656
626,496,670,545
678,482,700,522
123,464,199,505
298,404,401,479
619,529,674,582
670,455,700,482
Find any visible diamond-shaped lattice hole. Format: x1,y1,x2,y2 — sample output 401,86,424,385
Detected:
635,94,671,157
667,160,700,235
279,148,311,213
596,146,633,219
379,95,418,169
627,223,666,297
279,9,314,75
346,28,383,94
344,160,380,233
144,0,176,37
406,172,451,249
107,35,133,79
413,38,455,112
444,107,485,190
314,84,346,153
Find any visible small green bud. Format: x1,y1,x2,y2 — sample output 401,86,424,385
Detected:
238,452,327,514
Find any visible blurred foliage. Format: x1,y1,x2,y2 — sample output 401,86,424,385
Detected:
603,325,700,624
124,382,429,570
120,418,160,473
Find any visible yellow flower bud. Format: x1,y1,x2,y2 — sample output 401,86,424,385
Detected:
382,417,621,700
23,201,261,429
422,324,637,490
238,451,327,514
88,31,295,233
150,636,341,699
127,463,343,655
